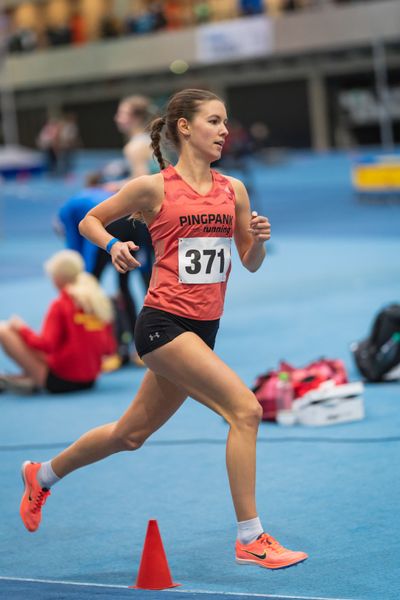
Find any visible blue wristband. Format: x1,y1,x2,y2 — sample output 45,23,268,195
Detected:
106,238,120,254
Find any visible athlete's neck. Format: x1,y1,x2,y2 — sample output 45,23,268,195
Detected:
174,156,212,189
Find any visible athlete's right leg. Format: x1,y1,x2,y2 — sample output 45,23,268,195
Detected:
142,333,262,523
143,335,308,569
20,370,187,531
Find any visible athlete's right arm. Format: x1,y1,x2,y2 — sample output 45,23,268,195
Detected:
79,174,162,273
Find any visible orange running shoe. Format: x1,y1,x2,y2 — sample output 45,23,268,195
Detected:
20,461,50,532
236,532,308,569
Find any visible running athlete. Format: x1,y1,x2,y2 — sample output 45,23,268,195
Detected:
20,89,308,570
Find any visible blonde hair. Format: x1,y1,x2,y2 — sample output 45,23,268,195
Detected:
44,250,114,324
67,273,114,324
44,250,84,285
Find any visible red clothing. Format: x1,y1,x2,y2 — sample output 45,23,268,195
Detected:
144,165,236,320
70,14,87,45
18,290,116,382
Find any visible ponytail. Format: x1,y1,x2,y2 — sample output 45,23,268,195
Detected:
149,116,166,170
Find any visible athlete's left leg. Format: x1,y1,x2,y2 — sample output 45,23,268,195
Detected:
20,369,188,532
50,369,187,478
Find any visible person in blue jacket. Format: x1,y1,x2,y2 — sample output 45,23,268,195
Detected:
58,172,112,273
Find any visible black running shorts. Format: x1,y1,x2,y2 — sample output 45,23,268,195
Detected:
45,371,95,394
134,306,220,358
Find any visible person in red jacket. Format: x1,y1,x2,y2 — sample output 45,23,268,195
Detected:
0,250,116,394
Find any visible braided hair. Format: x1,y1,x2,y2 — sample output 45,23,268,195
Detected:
149,116,167,170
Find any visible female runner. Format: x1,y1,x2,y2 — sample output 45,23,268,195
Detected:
20,88,307,570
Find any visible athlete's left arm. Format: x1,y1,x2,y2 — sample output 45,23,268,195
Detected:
230,178,271,273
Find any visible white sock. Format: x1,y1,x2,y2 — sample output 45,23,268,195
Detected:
37,461,60,489
237,516,264,544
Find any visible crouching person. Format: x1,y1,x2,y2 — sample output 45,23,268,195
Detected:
0,250,116,394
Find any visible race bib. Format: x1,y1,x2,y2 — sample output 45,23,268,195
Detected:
178,237,231,284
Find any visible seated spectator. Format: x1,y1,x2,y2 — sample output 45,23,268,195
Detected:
133,9,155,35
164,0,183,29
193,1,211,24
125,3,153,36
0,250,116,395
284,0,297,11
149,1,167,31
240,0,265,16
8,27,38,53
208,0,238,22
125,3,137,34
46,23,72,46
100,12,121,39
70,7,87,45
281,0,314,11
265,0,285,16
0,9,11,44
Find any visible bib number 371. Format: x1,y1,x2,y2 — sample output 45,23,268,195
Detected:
178,237,231,284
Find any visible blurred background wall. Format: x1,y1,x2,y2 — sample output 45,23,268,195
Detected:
1,0,399,151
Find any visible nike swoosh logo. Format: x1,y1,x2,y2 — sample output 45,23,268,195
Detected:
244,550,267,560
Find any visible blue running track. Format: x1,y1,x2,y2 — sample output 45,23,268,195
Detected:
0,150,399,600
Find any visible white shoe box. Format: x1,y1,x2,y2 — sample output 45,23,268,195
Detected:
294,396,365,426
292,381,365,426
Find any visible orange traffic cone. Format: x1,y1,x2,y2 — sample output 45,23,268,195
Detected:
132,520,181,590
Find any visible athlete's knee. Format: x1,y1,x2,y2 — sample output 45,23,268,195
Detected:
111,424,146,452
230,393,263,429
240,400,263,429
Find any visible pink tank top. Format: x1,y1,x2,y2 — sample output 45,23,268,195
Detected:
143,165,236,320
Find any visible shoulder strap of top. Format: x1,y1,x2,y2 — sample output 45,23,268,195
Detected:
161,164,176,181
211,169,237,202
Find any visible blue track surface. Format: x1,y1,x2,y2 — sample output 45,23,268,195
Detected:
0,151,399,600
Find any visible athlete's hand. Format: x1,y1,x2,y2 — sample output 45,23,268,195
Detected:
110,241,141,273
248,211,271,244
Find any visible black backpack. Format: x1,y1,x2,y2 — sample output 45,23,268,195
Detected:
351,304,400,382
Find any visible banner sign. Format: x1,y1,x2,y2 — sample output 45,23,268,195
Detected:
196,15,273,64
352,155,400,192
